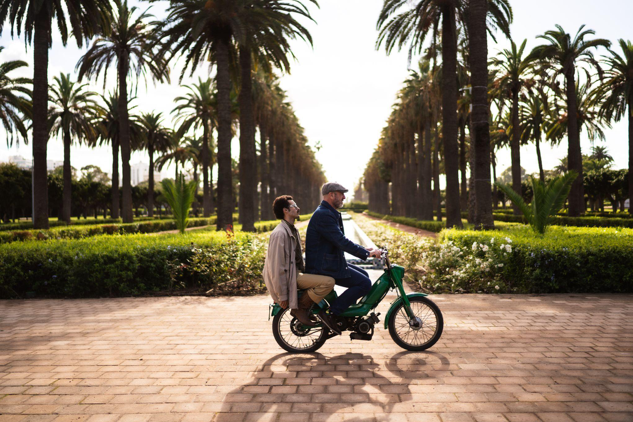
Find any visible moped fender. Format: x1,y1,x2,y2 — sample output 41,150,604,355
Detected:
383,293,428,329
270,303,282,319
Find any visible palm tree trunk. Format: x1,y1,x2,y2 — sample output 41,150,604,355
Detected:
268,132,276,209
148,144,155,217
118,53,133,223
416,123,425,219
238,47,256,232
111,138,120,219
260,126,268,221
510,86,521,215
209,163,215,214
433,123,442,221
629,102,632,214
441,5,462,228
566,69,584,216
32,10,50,229
535,133,545,182
469,0,494,229
216,39,234,230
491,147,498,209
202,119,211,217
459,121,467,209
62,130,72,224
423,121,433,220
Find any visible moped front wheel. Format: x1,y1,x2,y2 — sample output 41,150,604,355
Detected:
272,308,327,353
388,296,443,351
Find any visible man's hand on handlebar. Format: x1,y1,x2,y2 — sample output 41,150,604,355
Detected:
279,300,289,309
367,249,382,259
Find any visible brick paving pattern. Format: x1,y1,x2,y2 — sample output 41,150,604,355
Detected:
1,294,632,422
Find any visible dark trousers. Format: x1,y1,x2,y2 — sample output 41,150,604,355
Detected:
330,264,372,315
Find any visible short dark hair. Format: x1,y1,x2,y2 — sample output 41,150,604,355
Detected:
273,195,293,219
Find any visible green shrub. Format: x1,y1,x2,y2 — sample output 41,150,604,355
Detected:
495,172,577,234
492,213,633,228
0,229,252,298
438,225,633,293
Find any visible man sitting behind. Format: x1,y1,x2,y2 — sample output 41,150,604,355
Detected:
305,182,382,335
263,195,335,327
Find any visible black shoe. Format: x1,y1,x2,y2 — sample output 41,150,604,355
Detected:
318,309,342,335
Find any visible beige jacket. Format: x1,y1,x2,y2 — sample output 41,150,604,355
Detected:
263,221,300,309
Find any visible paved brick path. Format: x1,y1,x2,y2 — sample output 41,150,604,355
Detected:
1,294,632,422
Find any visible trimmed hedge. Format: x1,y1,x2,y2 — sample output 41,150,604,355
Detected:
491,213,633,228
440,225,633,293
0,215,311,298
0,217,218,244
0,229,270,298
0,213,311,244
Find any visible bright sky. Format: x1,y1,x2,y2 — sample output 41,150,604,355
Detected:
1,0,632,202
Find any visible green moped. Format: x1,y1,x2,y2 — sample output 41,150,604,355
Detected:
270,251,444,353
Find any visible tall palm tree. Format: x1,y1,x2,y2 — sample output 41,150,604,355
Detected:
0,47,31,147
139,112,174,218
48,73,102,224
597,39,633,213
95,93,143,219
490,39,536,215
159,0,247,230
547,78,608,147
0,0,112,229
76,0,170,223
236,1,316,232
467,0,510,228
530,25,610,216
376,0,511,228
172,78,216,218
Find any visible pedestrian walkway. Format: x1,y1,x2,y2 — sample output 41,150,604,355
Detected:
1,294,631,422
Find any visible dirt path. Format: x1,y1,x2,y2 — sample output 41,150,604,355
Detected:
361,212,438,239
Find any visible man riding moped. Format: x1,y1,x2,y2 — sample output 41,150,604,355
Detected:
305,182,382,335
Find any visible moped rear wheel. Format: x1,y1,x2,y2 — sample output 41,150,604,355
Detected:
272,308,327,353
388,296,443,351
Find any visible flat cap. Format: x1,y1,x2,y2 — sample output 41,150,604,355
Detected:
321,182,348,196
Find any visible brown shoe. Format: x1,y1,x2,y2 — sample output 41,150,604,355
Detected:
317,309,342,336
290,293,317,327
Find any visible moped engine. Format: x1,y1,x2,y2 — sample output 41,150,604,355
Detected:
350,312,381,341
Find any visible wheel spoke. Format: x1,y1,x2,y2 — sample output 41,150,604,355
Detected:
392,300,440,347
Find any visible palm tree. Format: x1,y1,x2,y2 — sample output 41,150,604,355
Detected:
95,93,143,219
467,0,510,229
530,25,610,216
597,39,633,213
546,78,609,147
139,112,174,218
0,47,31,147
172,78,216,218
0,0,112,229
490,39,536,215
76,0,169,223
48,73,102,224
155,134,197,181
376,0,511,228
159,0,243,230
236,1,316,232
519,91,549,181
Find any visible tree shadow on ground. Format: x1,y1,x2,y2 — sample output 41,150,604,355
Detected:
216,350,451,422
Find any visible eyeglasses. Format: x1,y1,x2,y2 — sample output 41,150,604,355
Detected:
289,204,299,209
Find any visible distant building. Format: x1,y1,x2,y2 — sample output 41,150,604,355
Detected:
6,155,63,171
131,162,161,186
